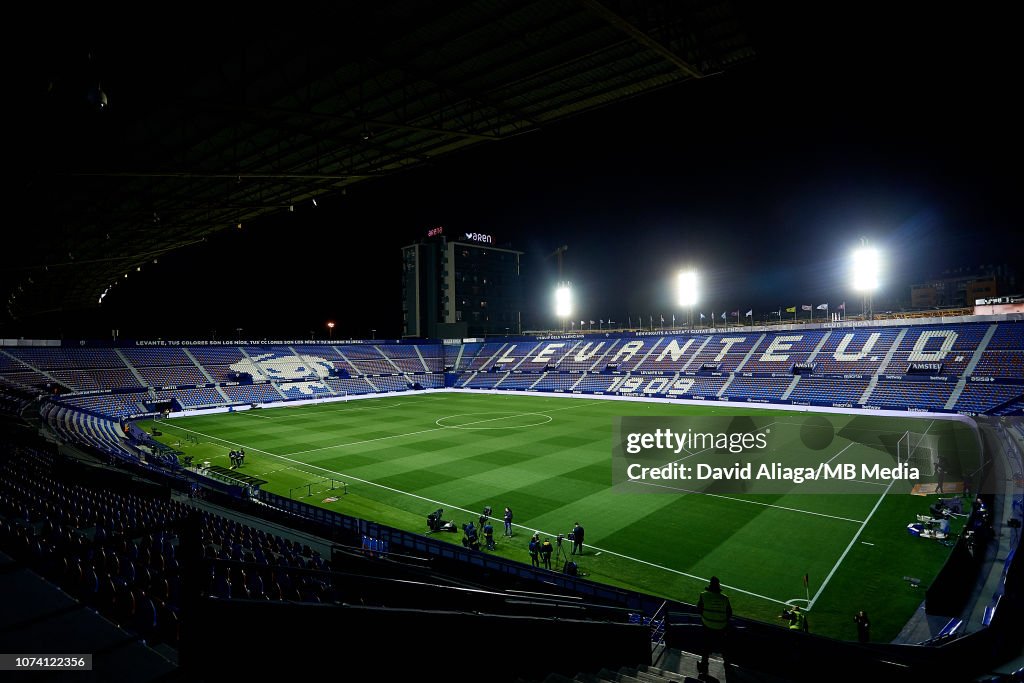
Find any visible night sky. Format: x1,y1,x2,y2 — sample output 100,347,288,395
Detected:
98,5,1022,340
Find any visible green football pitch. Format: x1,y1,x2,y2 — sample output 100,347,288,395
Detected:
144,392,979,641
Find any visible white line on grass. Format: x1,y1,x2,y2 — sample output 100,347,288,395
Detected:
245,400,414,420
806,476,897,611
627,479,866,524
815,442,855,479
807,419,937,610
166,418,794,608
280,401,596,457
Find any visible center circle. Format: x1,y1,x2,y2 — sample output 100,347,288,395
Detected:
435,411,553,429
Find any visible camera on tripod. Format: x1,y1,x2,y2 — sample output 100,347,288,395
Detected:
427,508,447,532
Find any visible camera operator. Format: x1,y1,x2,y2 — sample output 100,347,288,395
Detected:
482,519,495,550
462,520,479,551
571,521,585,555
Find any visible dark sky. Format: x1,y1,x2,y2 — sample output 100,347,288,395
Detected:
100,5,1023,340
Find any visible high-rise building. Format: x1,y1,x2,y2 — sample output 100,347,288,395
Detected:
910,264,1017,308
402,227,523,339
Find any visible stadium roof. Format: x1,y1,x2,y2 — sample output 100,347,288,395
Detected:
7,0,755,325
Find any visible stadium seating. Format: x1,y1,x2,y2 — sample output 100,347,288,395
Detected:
869,380,955,411
155,387,224,409
811,328,901,375
954,382,1024,414
532,373,583,392
722,376,790,402
787,377,871,405
496,373,542,390
2,320,1019,470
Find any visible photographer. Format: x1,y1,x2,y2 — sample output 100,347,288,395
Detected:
540,537,553,569
780,604,808,633
571,521,585,555
528,534,541,567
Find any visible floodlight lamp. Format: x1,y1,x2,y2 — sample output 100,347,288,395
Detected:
555,285,572,318
677,270,698,307
852,248,879,291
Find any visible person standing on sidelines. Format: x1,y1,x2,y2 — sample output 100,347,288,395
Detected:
571,521,585,555
696,576,732,680
503,507,514,537
854,610,870,643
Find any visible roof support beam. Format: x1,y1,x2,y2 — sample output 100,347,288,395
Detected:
576,0,704,80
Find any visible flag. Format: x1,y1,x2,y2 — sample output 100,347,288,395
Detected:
803,573,809,589
745,309,753,317
589,320,595,325
599,319,604,324
801,304,812,311
721,311,726,320
839,302,845,311
628,316,632,327
580,320,584,326
700,312,706,320
731,310,739,317
786,306,796,313
660,314,665,323
671,314,676,325
816,303,828,310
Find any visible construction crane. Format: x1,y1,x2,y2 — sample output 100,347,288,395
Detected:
548,244,568,280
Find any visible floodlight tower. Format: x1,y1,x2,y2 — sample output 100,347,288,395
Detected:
852,238,879,320
677,270,698,327
548,245,570,332
555,284,572,333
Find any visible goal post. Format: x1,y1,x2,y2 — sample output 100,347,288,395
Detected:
897,430,939,477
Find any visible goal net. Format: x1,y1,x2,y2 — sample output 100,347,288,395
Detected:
897,430,940,477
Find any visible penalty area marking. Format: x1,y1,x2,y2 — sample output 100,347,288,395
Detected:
435,411,553,429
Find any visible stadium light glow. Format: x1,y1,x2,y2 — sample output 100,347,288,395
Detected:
555,284,572,318
852,247,879,291
676,270,698,307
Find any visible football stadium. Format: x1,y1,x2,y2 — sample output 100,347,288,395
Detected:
3,4,1023,683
